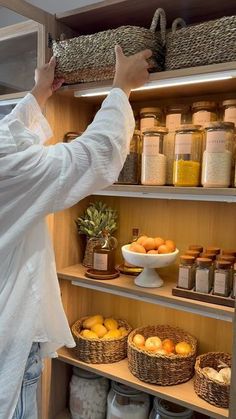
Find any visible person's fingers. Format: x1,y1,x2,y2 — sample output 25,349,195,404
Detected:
141,49,153,59
52,77,64,91
115,45,125,62
49,56,56,68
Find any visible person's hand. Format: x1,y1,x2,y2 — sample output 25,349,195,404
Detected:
31,56,64,109
113,45,152,97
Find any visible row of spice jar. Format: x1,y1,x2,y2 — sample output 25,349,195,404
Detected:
137,100,236,133
116,122,236,187
177,245,236,297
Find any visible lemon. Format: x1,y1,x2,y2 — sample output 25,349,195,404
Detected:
104,318,118,331
119,327,128,337
80,329,98,339
83,314,104,329
91,323,107,338
103,329,121,340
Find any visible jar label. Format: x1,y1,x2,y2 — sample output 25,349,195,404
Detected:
140,117,156,132
178,267,190,289
214,272,227,295
193,110,212,125
143,136,160,155
195,270,210,293
175,133,192,154
224,108,236,127
166,113,182,132
93,253,108,271
206,131,227,152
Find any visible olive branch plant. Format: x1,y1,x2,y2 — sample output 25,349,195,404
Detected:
75,201,118,238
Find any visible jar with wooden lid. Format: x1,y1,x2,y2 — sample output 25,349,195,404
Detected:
140,107,163,133
189,244,203,253
173,125,202,187
201,121,234,188
117,130,141,184
232,263,236,298
223,99,236,127
195,258,213,293
213,260,231,297
222,249,236,257
205,246,221,255
163,105,189,185
192,101,218,126
185,250,200,258
220,255,235,288
149,397,193,419
141,126,168,185
201,253,217,262
178,255,196,290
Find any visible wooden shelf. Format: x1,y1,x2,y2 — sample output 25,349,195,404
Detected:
57,264,234,322
57,347,228,419
93,185,236,203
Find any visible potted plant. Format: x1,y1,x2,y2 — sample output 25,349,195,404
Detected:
75,201,118,267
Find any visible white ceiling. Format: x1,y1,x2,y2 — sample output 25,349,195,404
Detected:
26,0,103,14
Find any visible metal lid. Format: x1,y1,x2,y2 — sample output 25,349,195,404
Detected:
140,107,162,115
222,99,236,107
192,101,217,110
143,126,168,134
175,124,201,132
204,121,234,130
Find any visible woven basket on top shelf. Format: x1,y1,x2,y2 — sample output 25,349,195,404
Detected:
52,8,166,84
72,316,132,364
165,15,236,70
194,352,231,408
128,325,197,386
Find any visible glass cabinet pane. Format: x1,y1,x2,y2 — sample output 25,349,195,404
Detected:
0,31,37,94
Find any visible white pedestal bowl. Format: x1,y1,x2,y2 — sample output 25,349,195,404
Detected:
122,245,179,288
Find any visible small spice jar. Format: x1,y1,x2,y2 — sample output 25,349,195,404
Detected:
220,255,235,288
189,245,203,253
140,107,163,133
178,255,196,290
223,99,236,127
205,247,221,255
117,130,141,184
163,105,189,185
149,397,193,419
195,258,213,293
201,253,217,262
232,262,236,298
201,122,234,188
173,125,202,187
213,260,231,297
192,101,218,126
222,249,236,257
185,250,200,258
141,126,168,185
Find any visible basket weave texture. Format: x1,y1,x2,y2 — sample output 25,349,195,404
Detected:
194,352,231,408
82,237,101,268
52,8,166,84
72,316,132,364
128,325,197,386
165,15,236,70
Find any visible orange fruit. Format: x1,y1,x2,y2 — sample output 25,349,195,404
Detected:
158,245,171,254
142,237,155,251
145,336,162,351
133,334,145,347
165,240,176,252
137,235,148,246
147,250,158,254
154,237,165,249
175,341,192,355
162,338,175,353
129,243,146,253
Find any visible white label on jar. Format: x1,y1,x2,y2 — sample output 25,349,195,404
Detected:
93,253,108,271
206,131,227,152
224,108,236,127
175,133,192,154
214,272,227,295
166,113,182,132
195,270,210,293
143,136,160,155
193,110,212,125
178,267,190,289
141,154,166,185
140,117,156,132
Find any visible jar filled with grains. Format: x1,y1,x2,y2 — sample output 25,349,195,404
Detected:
213,260,231,297
141,126,168,185
173,125,202,187
195,258,213,293
117,130,141,184
140,107,163,133
201,122,234,188
164,105,189,185
178,255,196,290
192,101,218,126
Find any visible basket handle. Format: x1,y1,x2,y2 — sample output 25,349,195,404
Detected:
150,8,166,46
171,17,187,33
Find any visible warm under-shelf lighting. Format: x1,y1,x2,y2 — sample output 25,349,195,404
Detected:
74,70,236,98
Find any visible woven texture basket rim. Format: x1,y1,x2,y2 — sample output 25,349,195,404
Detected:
195,351,231,387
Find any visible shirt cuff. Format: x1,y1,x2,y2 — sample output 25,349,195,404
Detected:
27,93,53,144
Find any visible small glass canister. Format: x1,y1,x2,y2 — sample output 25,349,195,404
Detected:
232,262,236,298
188,244,203,253
117,130,141,184
205,246,221,255
223,99,236,127
149,397,193,419
201,122,234,188
140,107,163,133
195,258,213,293
163,105,189,185
213,260,231,297
178,255,196,290
220,255,235,288
107,381,150,419
192,101,218,126
185,250,200,258
141,126,168,185
173,124,202,187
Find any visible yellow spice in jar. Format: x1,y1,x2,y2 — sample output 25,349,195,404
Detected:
173,160,200,186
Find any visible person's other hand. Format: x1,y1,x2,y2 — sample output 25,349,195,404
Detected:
31,57,64,109
113,45,152,97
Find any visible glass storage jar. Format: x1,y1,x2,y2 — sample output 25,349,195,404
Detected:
149,397,193,419
213,260,231,297
201,122,234,188
116,130,141,184
223,99,236,127
69,367,109,419
106,381,150,419
177,255,196,290
173,125,202,186
164,105,189,185
141,127,168,185
140,107,163,133
192,101,218,126
195,258,213,293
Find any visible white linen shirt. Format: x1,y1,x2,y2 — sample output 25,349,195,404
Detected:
0,89,134,419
